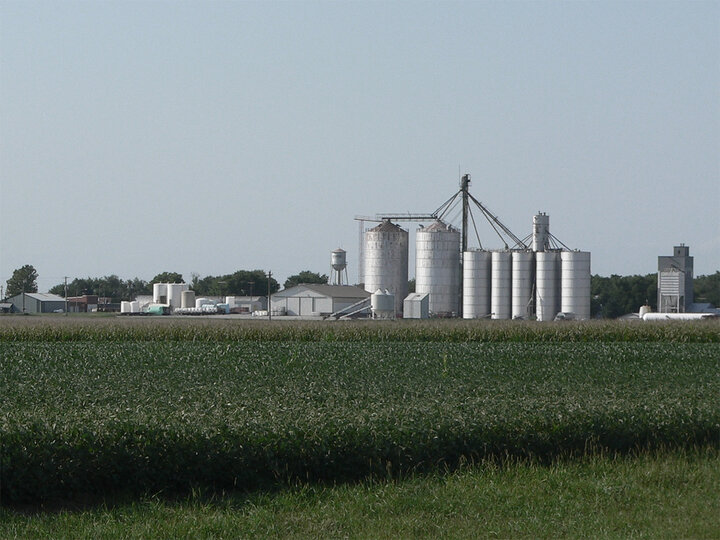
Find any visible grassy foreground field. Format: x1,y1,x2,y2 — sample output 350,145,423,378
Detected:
2,448,718,539
1,318,719,536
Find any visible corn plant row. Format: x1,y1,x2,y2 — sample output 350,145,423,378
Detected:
2,339,718,505
0,318,718,343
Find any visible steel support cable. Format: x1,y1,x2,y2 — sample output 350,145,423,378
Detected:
548,233,571,250
467,204,483,250
434,190,461,218
468,194,527,249
475,203,509,249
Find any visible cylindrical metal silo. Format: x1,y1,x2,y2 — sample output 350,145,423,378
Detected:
415,220,461,316
371,289,395,319
532,213,550,252
561,251,591,320
364,220,408,315
535,251,560,321
491,251,512,319
463,250,491,319
511,251,535,319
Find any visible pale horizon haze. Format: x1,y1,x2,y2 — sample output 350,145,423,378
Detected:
1,0,718,292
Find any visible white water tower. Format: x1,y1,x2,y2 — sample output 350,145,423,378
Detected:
331,248,348,285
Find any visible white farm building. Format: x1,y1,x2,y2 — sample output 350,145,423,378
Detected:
270,284,370,317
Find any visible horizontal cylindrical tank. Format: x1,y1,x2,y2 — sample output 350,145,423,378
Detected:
364,220,408,315
512,251,534,319
416,221,461,316
535,251,560,321
561,251,591,320
195,297,214,309
463,250,491,319
181,290,196,309
491,251,512,319
642,312,714,321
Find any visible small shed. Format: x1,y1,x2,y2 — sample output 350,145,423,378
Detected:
403,292,430,319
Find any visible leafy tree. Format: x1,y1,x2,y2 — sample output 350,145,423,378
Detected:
408,278,416,294
192,270,279,297
150,272,184,284
49,276,150,301
283,271,329,290
591,274,656,318
694,272,720,307
6,265,38,297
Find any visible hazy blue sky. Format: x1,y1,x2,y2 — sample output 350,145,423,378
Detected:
1,0,718,292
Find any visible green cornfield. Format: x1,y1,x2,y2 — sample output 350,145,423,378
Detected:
1,318,718,506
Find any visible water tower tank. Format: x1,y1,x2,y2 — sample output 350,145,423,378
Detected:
331,248,348,285
364,220,408,315
463,250,491,319
561,251,591,320
415,220,461,316
491,251,512,319
511,251,535,319
331,248,347,271
535,251,560,321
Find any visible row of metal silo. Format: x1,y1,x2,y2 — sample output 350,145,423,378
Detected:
463,249,591,320
363,217,590,320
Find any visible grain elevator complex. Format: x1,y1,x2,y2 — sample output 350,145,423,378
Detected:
358,175,591,320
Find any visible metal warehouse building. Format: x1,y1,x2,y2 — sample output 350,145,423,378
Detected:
271,284,370,317
5,292,66,314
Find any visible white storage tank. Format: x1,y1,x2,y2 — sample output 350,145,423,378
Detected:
535,251,560,321
415,220,461,316
181,290,196,309
167,283,188,310
511,251,535,319
561,251,591,320
364,220,408,316
371,289,395,319
491,251,512,319
130,300,140,313
121,301,132,314
463,250,491,319
153,283,168,304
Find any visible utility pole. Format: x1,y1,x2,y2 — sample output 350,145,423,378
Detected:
64,276,69,315
267,270,272,321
